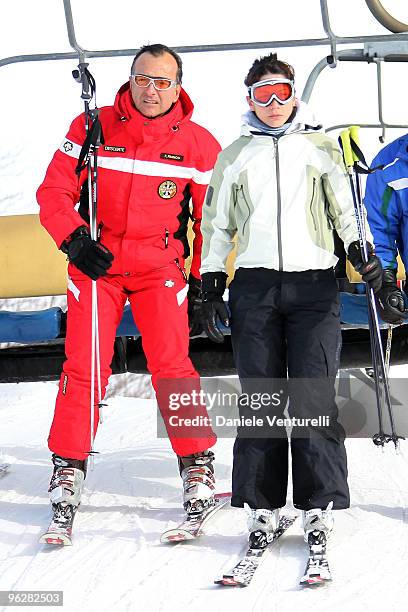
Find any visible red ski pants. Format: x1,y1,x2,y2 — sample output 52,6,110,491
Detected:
48,262,216,460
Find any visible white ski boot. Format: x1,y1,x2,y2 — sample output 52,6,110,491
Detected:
39,455,86,544
39,455,86,546
300,502,334,585
179,450,215,515
48,454,86,506
247,507,280,548
302,501,334,542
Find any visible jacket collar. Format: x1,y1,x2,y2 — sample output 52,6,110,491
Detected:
396,137,408,161
240,100,322,137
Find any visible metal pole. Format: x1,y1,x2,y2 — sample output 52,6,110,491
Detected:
320,0,337,65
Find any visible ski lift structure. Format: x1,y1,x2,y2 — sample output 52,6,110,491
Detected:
1,0,408,380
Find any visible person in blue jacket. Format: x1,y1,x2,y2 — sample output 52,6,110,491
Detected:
364,135,408,324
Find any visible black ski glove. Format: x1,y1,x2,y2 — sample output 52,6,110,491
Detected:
61,226,114,281
347,241,383,294
187,275,204,337
376,268,408,324
201,272,229,343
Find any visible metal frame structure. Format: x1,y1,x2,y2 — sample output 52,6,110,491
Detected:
0,0,406,65
366,0,408,33
0,1,404,67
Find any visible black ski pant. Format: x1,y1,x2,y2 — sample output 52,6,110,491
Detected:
229,267,350,511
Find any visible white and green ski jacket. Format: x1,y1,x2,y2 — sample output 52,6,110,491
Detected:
200,101,372,274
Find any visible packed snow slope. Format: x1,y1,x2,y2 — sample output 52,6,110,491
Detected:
1,374,408,612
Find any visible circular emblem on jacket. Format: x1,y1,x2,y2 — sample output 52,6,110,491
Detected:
158,180,177,199
63,141,73,152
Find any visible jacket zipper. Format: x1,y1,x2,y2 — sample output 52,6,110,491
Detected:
309,178,317,231
239,186,251,236
274,139,283,272
164,228,169,248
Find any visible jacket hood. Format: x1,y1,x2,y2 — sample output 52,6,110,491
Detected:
113,81,194,130
240,100,322,137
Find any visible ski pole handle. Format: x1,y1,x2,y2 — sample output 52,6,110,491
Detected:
340,128,353,171
72,63,91,101
349,125,361,163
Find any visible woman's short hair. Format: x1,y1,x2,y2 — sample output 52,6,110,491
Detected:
245,53,295,87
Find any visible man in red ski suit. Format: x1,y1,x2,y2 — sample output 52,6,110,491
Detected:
37,45,220,520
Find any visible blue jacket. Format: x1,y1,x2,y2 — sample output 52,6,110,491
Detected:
364,135,408,273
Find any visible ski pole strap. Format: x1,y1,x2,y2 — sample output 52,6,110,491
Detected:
349,139,383,175
75,110,104,176
339,126,384,175
349,123,368,168
82,66,96,102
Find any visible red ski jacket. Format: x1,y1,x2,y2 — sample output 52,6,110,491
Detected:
37,83,221,278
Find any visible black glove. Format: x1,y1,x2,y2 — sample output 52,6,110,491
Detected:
376,268,408,324
347,241,383,293
187,275,203,337
201,272,230,343
61,226,114,281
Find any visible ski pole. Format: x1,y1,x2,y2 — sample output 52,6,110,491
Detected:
339,127,401,450
342,128,387,445
349,126,401,449
341,126,387,446
73,62,104,468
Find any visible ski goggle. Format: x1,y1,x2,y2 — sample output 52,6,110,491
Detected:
130,74,178,90
248,78,294,106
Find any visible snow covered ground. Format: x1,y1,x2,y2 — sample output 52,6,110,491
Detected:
1,373,408,612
